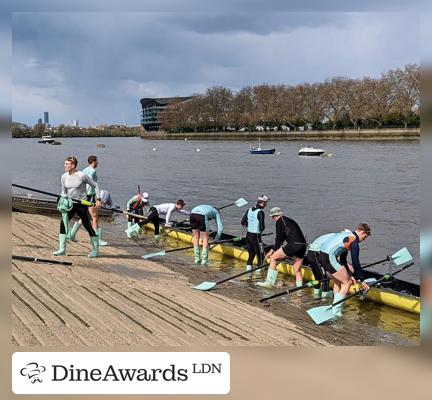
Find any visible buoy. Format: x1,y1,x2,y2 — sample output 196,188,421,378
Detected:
184,138,188,141
196,148,200,152
327,153,334,157
152,147,158,151
276,152,281,155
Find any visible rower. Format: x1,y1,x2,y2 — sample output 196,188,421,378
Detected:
241,195,269,273
67,155,108,246
306,223,371,316
125,192,149,238
190,204,224,265
125,199,190,239
257,207,307,288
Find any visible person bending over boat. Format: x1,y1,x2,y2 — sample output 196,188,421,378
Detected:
125,192,149,238
257,207,307,288
190,204,224,265
241,195,269,273
67,155,108,246
305,224,371,317
303,233,335,298
125,199,190,239
53,156,101,258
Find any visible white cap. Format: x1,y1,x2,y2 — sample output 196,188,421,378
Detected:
257,194,269,203
142,192,149,202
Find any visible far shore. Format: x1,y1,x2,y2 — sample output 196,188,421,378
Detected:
141,127,420,141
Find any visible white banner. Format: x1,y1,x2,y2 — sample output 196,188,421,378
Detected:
12,352,230,394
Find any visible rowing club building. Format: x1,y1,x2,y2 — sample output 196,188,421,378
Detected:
140,97,192,131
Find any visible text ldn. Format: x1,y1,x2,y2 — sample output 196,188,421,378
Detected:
192,363,222,374
52,364,188,382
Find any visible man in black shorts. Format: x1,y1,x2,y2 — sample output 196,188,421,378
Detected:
257,207,307,288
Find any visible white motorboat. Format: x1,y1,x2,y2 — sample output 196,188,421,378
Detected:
37,135,56,144
298,146,325,156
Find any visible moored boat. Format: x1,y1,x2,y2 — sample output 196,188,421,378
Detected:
298,146,325,156
249,138,276,154
37,135,56,144
144,221,420,314
12,194,115,217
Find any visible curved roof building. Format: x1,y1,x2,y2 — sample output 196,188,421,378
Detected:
140,97,192,131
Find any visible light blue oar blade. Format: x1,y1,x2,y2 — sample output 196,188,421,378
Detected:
307,305,335,325
391,247,413,265
142,251,166,259
234,197,248,208
193,281,217,291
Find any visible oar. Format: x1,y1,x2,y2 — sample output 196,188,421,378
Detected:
12,255,73,266
259,247,413,303
217,197,248,211
259,278,331,302
193,263,269,291
12,183,144,220
141,236,243,259
307,261,414,325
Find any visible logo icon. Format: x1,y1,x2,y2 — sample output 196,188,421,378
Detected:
20,362,46,384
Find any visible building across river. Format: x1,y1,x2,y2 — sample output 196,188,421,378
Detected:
140,97,192,131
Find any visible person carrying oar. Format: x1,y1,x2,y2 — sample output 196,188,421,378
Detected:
67,155,108,246
306,223,371,317
190,204,224,265
240,194,269,274
126,199,190,239
256,207,307,288
125,191,149,238
53,156,101,258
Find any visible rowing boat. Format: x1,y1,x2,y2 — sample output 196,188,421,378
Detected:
12,194,115,217
145,221,420,314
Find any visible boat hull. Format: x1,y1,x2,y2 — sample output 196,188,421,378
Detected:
298,151,325,156
250,149,276,154
12,195,114,217
144,222,420,314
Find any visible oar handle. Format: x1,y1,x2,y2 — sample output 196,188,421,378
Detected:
331,261,414,308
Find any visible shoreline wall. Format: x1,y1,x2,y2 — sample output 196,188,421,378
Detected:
140,128,420,141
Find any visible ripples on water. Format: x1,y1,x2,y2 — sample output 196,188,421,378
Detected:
12,137,419,284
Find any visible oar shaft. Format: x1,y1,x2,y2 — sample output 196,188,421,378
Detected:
12,183,60,198
164,236,243,254
216,264,268,285
12,255,73,265
362,257,390,269
260,278,330,302
331,261,414,308
216,202,234,211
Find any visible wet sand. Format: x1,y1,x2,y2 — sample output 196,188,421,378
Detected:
12,213,418,346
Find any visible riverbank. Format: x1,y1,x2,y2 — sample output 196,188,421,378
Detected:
141,128,420,141
12,213,329,346
12,213,418,346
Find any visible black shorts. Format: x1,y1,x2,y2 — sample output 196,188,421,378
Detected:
311,251,337,274
129,207,144,215
190,213,206,231
86,194,96,203
281,243,307,259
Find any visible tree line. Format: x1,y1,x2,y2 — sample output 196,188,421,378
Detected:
12,123,143,138
158,64,420,133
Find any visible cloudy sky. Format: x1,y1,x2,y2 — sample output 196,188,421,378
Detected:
12,11,419,127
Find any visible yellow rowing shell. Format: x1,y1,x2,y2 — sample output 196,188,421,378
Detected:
150,225,420,315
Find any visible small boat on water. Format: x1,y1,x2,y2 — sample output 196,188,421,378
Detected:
50,141,62,145
141,220,420,314
12,194,115,217
249,138,276,154
37,135,56,144
96,144,106,148
298,146,325,156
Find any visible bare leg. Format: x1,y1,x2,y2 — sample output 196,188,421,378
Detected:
193,229,200,247
269,247,287,270
292,257,304,283
332,268,352,296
